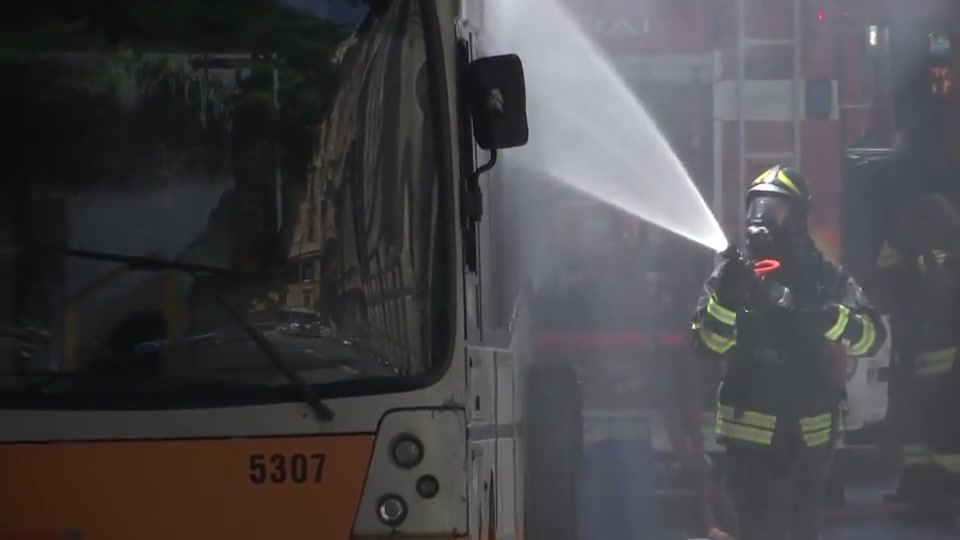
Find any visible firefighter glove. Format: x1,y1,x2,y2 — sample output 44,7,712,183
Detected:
715,259,752,309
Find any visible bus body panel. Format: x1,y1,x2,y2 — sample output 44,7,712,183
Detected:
0,435,373,540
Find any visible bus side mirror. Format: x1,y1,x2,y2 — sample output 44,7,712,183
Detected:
468,54,529,150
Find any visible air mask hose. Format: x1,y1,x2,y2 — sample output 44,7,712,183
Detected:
719,245,781,276
753,259,780,276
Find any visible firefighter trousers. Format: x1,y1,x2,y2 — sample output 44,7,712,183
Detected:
891,362,960,507
725,442,834,540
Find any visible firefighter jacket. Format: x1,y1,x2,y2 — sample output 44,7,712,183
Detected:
877,242,960,379
691,252,886,449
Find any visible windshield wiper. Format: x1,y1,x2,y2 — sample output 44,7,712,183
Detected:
35,245,263,278
36,245,334,422
208,294,334,421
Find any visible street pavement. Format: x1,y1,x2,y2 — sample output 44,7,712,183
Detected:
667,483,959,539
823,483,958,539
824,520,958,539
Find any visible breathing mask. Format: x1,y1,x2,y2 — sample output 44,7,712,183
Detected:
745,194,798,261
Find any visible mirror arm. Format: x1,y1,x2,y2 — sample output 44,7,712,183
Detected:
461,148,497,227
460,148,497,273
473,148,498,178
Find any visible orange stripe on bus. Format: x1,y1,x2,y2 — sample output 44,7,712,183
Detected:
0,435,374,540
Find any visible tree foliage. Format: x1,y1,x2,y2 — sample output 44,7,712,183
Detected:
5,0,357,191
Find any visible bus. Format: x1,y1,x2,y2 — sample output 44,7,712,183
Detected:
0,1,539,538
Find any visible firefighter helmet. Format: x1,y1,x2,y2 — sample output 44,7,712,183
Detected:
747,165,813,214
745,165,813,257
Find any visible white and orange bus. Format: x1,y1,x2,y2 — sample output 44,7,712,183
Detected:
0,1,547,539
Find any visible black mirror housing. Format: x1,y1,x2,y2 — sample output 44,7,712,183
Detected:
468,54,529,150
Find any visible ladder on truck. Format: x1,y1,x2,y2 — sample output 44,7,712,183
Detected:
734,0,804,242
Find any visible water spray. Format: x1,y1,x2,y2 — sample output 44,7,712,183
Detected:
484,0,728,252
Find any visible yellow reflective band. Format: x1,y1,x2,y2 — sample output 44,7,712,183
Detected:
933,249,947,264
932,454,960,473
905,454,935,465
800,414,832,432
716,419,774,445
775,170,803,196
846,316,876,356
699,326,735,354
876,242,901,269
904,445,936,465
824,305,850,341
752,169,774,185
750,169,803,196
803,430,831,447
707,296,736,326
903,447,960,472
718,406,777,429
916,347,958,377
799,414,833,447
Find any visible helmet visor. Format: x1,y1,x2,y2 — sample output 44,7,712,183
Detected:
747,195,791,227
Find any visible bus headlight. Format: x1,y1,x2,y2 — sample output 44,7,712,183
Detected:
376,494,408,526
390,434,423,469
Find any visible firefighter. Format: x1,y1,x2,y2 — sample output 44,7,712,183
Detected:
690,165,887,540
877,193,960,520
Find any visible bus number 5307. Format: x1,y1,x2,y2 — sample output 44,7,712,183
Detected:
249,453,325,485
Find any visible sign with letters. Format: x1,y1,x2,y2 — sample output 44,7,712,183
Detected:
931,66,952,96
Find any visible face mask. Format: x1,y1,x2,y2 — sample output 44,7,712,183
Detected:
746,224,776,261
745,195,796,261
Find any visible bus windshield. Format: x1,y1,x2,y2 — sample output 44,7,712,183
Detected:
0,0,451,407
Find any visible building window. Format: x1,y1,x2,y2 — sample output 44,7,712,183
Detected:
300,261,314,282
